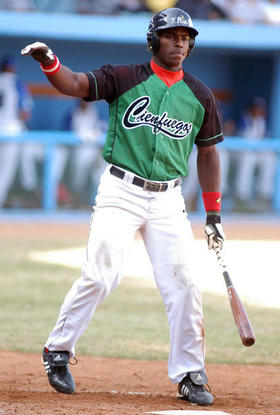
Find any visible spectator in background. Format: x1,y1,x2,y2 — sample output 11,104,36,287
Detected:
65,99,107,206
0,0,34,11
76,0,123,14
0,55,32,208
116,0,150,13
20,133,69,205
212,0,267,23
262,0,280,25
175,0,226,20
234,97,277,208
20,99,105,207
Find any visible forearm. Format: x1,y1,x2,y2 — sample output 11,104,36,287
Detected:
197,145,221,192
46,65,89,98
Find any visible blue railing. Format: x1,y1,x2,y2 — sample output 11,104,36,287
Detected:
1,131,280,211
0,131,105,210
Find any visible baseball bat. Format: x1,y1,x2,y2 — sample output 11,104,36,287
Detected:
213,244,255,347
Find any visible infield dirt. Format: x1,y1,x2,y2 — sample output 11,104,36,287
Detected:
0,351,279,415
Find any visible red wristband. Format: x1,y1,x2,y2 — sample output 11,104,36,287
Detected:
202,191,221,212
40,55,61,74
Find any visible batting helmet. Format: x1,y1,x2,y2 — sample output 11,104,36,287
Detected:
147,8,199,56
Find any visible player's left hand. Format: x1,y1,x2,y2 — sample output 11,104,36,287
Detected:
21,42,55,66
205,213,225,250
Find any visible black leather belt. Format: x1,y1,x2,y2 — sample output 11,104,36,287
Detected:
110,166,181,192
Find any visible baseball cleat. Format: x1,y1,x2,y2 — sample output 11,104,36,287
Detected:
42,347,76,394
178,371,214,406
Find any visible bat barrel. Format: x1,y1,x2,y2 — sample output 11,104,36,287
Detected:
228,285,256,347
214,245,256,347
243,337,255,347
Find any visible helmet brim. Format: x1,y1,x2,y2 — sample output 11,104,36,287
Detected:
155,25,198,38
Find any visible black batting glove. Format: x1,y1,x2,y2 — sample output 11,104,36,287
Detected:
205,213,225,250
21,42,55,67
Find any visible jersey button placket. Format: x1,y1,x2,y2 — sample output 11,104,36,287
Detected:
153,93,169,177
152,127,160,175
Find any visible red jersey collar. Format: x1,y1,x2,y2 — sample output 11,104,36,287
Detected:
151,59,184,87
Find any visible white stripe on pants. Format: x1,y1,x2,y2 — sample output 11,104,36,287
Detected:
46,165,205,383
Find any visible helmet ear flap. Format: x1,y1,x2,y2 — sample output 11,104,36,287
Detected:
187,36,195,56
147,33,160,53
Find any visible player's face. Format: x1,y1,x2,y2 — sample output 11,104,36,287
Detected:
154,27,190,71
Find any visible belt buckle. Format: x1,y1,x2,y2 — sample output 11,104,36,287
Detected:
143,181,162,192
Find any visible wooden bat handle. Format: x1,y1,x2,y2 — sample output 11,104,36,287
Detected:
214,245,256,347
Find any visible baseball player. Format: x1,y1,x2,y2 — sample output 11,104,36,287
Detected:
21,7,224,406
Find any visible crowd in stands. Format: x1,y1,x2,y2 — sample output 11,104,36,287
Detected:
1,0,280,25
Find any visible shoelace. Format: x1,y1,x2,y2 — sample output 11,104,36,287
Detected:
69,357,78,366
205,383,212,393
188,381,211,393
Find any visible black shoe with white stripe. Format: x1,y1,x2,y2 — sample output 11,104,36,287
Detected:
42,347,75,394
178,371,214,406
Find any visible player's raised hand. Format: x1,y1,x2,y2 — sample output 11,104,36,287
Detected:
205,213,225,250
21,42,55,66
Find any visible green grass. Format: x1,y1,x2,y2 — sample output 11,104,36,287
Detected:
0,230,279,365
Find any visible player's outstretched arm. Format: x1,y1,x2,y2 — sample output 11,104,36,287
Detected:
21,42,89,98
197,144,225,250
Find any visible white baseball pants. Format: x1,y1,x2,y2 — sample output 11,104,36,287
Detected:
46,164,205,383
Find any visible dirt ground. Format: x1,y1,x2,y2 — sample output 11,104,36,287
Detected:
1,220,280,241
0,221,279,414
0,351,279,415
0,351,280,415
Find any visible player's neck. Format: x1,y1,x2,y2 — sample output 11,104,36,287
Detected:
151,59,184,87
151,58,182,73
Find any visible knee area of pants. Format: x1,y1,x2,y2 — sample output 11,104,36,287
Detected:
81,269,108,291
88,278,108,293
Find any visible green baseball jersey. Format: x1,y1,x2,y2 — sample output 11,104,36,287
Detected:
85,62,223,181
